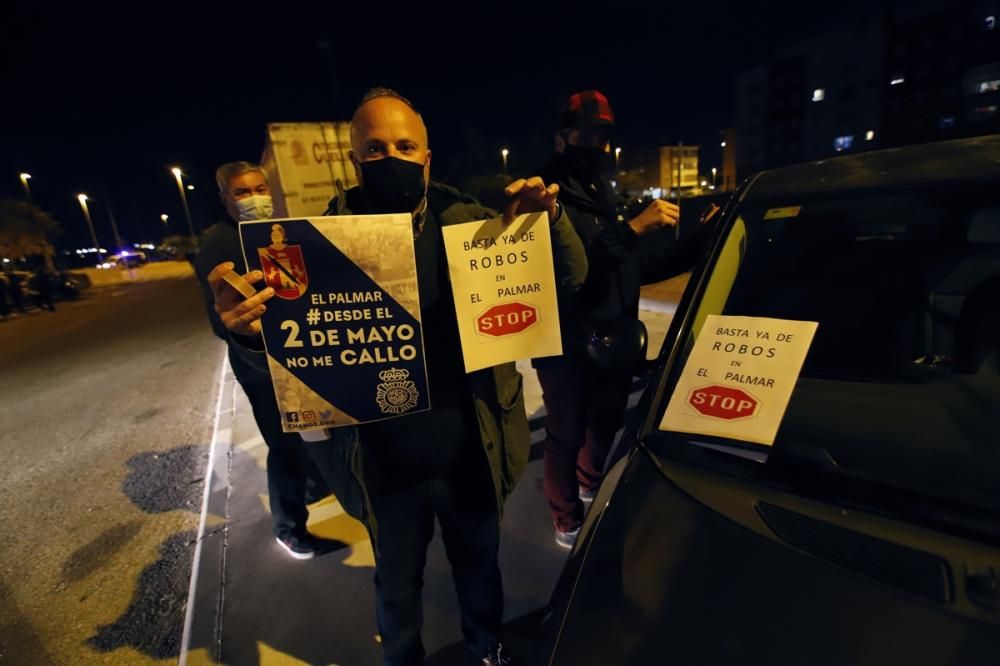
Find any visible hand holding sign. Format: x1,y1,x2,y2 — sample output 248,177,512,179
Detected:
503,177,559,225
207,261,275,336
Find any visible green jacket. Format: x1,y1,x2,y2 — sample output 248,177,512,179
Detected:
237,182,587,548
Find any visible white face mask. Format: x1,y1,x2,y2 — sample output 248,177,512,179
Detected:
234,194,274,221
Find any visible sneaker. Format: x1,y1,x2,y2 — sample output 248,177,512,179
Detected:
578,486,596,504
482,642,512,666
554,526,581,550
275,533,316,560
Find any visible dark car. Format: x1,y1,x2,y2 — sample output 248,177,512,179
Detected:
12,269,85,303
537,136,1000,665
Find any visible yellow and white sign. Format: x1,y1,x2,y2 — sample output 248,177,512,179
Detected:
442,212,562,373
659,315,818,446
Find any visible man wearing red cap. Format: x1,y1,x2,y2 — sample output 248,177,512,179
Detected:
535,90,716,548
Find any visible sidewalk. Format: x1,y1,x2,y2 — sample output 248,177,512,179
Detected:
181,282,684,666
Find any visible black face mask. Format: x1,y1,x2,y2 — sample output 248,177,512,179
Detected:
358,156,427,214
562,144,614,183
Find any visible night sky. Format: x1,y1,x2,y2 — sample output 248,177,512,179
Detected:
2,0,879,251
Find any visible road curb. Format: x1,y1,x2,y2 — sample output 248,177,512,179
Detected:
179,352,235,665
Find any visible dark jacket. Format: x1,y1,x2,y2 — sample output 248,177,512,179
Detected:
193,217,276,390
539,159,713,361
226,182,587,546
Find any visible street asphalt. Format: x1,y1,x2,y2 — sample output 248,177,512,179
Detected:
0,260,685,666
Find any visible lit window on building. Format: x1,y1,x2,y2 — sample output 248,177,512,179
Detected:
865,130,875,141
978,79,1000,93
974,106,998,115
940,116,956,129
812,88,825,102
834,135,854,151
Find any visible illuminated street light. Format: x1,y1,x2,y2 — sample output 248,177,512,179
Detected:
614,146,622,170
160,213,169,224
500,148,509,175
170,166,196,238
76,194,104,262
720,141,726,148
187,184,195,191
19,172,34,206
711,167,718,188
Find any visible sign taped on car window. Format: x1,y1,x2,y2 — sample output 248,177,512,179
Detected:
659,315,817,446
763,206,802,220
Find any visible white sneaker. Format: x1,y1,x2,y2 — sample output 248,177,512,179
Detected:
555,526,581,549
275,534,316,560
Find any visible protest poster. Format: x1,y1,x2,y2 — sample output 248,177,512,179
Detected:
239,215,429,432
659,315,818,445
441,212,562,373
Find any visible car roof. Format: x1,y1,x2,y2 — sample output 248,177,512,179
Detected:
743,134,1000,203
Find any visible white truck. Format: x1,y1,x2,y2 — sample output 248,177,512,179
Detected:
259,122,358,217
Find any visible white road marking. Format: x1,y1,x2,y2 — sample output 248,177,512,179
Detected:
179,349,230,666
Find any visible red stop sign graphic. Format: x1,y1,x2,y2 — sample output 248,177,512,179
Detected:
688,385,759,420
477,301,538,337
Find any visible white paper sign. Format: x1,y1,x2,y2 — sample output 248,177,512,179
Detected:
441,212,562,373
659,315,818,446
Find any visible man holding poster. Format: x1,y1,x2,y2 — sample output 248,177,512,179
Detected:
208,88,586,666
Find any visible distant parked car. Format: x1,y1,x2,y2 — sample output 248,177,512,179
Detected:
537,135,1000,666
12,269,84,303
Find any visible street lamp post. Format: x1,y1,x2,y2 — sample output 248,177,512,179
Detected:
170,167,196,238
99,186,124,252
19,173,33,207
77,194,103,263
614,147,622,171
501,148,509,175
711,167,717,189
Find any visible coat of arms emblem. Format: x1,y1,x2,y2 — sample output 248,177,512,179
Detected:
258,224,308,300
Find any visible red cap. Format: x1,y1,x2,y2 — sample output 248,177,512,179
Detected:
558,90,615,130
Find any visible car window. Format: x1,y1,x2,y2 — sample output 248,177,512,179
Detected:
655,182,1000,511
